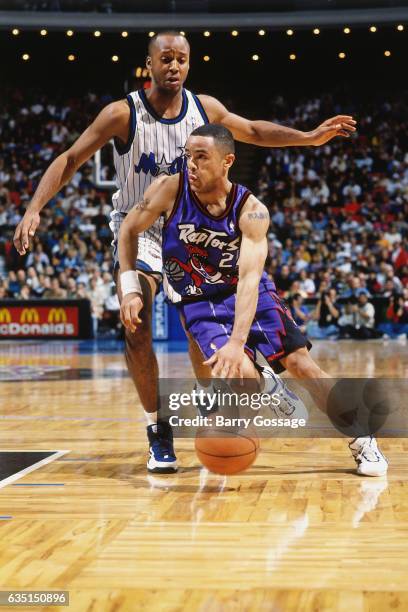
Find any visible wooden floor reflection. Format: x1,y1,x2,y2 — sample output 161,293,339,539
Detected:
0,339,407,612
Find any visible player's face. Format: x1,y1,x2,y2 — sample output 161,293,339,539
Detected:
185,136,234,193
147,36,190,92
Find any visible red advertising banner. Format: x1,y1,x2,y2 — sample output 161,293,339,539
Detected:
0,305,79,337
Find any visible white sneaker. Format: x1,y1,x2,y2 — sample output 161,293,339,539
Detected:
349,436,388,477
260,366,308,421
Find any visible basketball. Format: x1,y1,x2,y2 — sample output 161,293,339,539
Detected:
195,427,260,475
164,259,185,281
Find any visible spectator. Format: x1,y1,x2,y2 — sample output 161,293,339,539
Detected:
379,293,408,339
43,278,67,299
18,284,31,300
289,293,310,334
310,288,340,338
340,293,382,339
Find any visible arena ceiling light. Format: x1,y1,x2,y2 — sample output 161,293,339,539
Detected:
180,31,186,36
343,27,351,34
148,31,155,37
67,54,75,61
384,50,391,56
231,30,239,36
252,54,259,61
286,29,294,36
40,29,47,36
397,24,404,31
112,55,119,62
313,28,320,35
258,30,265,36
338,52,346,59
203,31,211,37
369,26,377,32
66,30,74,36
203,55,210,61
121,31,128,38
289,53,296,60
12,28,19,35
94,30,101,37
22,53,30,61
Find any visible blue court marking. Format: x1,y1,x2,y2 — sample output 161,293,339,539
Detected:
0,516,12,520
78,338,188,355
11,483,65,487
0,338,189,356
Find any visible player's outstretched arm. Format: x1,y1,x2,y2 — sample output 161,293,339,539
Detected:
13,100,130,255
198,94,356,148
204,196,269,379
118,175,178,332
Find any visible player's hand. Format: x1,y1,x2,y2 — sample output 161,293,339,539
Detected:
120,293,143,333
204,340,245,380
308,115,357,146
13,209,41,255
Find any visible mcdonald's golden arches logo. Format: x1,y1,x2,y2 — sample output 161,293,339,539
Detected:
20,308,40,324
0,308,11,323
48,308,67,323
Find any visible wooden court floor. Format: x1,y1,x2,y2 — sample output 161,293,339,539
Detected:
0,339,407,612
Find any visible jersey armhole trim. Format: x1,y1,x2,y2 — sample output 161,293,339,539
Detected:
192,94,210,124
163,171,184,229
236,190,252,233
113,94,136,156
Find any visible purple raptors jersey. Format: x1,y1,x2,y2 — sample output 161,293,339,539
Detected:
162,171,275,303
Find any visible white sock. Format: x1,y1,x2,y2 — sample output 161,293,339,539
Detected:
144,410,158,426
195,380,214,391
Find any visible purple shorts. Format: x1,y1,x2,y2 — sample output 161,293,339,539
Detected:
178,277,311,373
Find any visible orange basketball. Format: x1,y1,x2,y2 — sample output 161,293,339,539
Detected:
195,427,260,475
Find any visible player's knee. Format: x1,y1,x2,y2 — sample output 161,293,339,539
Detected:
285,349,320,379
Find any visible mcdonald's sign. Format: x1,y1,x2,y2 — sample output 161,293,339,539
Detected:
0,308,11,324
48,308,68,324
20,308,40,324
0,303,80,338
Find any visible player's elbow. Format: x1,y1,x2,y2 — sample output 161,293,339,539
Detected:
121,216,139,241
246,121,265,144
64,150,80,175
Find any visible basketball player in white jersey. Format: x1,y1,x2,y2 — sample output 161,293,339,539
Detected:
14,31,358,473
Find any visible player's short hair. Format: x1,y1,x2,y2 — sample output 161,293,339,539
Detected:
190,124,235,155
148,30,190,55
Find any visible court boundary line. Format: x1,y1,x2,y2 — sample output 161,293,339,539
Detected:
0,450,69,490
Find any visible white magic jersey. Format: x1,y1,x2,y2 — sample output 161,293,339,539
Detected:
111,88,208,245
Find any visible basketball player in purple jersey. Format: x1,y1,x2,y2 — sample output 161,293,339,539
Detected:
119,124,388,477
14,31,359,473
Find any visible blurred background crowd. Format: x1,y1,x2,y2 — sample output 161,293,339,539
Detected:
1,87,407,338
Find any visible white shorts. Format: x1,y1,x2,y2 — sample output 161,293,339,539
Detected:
109,210,163,279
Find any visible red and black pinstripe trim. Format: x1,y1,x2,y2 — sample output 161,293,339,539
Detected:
163,171,184,229
189,182,237,220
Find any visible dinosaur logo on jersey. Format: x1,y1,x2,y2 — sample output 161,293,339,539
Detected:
135,147,186,177
165,245,238,297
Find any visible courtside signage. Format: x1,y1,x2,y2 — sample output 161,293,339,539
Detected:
0,306,79,337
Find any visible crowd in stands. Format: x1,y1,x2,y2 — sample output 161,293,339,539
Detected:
257,93,408,339
0,88,120,335
1,87,408,339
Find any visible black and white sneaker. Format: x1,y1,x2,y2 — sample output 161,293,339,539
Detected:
146,421,178,473
260,365,308,421
193,382,219,417
349,436,388,477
